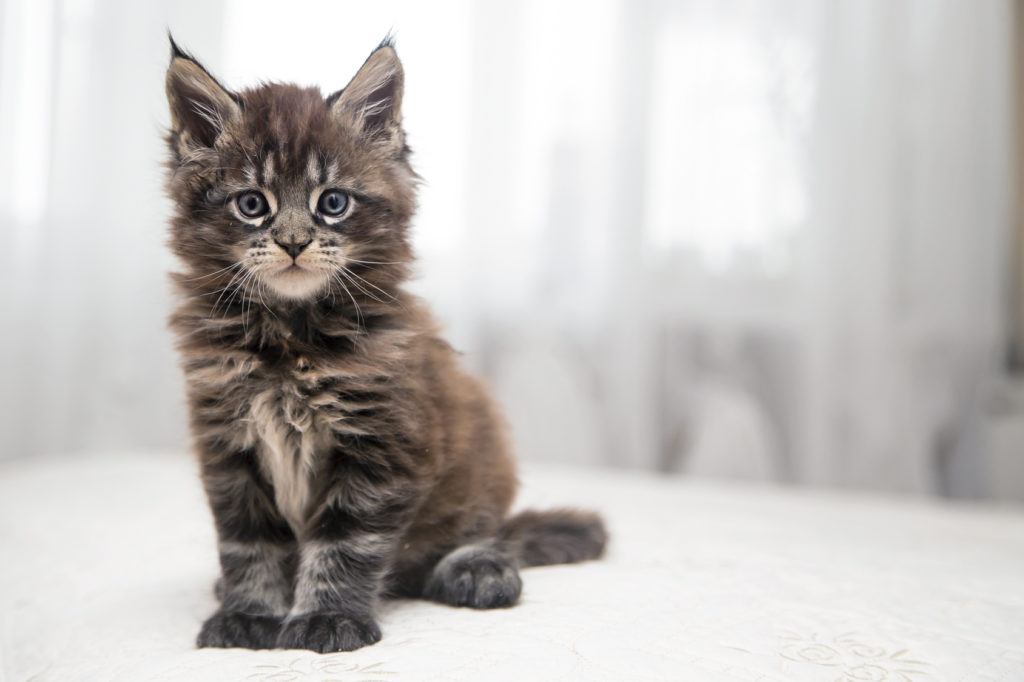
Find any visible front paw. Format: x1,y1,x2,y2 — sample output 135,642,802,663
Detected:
276,612,382,653
197,610,282,649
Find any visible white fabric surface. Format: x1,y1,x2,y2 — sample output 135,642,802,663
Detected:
1,451,1023,681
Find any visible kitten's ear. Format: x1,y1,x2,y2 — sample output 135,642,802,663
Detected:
328,41,404,149
165,36,241,148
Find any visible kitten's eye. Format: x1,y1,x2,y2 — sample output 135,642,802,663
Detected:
317,190,349,217
236,191,269,218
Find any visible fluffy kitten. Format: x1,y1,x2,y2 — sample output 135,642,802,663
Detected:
164,37,606,653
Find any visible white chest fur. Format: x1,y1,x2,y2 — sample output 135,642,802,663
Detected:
247,387,327,531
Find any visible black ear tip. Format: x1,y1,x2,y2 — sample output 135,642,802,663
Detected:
168,31,190,61
377,31,397,52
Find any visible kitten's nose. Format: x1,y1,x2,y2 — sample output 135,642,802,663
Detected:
275,238,311,260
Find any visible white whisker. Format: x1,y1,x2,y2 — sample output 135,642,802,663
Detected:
185,261,243,282
331,272,363,330
338,269,385,304
210,267,249,318
344,258,402,266
340,266,396,303
256,275,279,322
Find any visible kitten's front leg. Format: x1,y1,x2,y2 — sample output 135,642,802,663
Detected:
277,470,412,653
196,450,296,649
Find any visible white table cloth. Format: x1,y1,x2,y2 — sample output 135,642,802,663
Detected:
1,451,1023,681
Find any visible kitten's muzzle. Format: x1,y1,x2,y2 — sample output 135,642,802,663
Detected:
274,238,312,260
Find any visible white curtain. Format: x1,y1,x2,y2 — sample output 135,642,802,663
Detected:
0,0,226,458
0,0,1015,498
798,1,1012,495
444,0,1014,497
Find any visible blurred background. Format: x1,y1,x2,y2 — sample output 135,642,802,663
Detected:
0,0,1022,500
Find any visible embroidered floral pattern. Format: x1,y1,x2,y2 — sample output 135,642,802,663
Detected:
779,632,929,681
245,657,395,682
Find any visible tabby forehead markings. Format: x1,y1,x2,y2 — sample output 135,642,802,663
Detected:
243,162,258,187
326,159,340,186
306,153,321,184
165,34,606,654
262,153,275,187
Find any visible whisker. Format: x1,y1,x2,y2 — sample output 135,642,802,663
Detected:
240,269,261,337
340,266,396,303
317,272,338,309
210,267,249,318
338,268,386,303
331,272,363,331
255,274,279,322
344,258,402,266
184,261,243,282
220,267,255,330
237,272,254,337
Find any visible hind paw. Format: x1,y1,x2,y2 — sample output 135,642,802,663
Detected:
424,542,522,609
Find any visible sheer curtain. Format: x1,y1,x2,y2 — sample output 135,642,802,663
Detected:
0,0,1015,498
0,0,226,459
799,1,1013,495
453,0,1014,495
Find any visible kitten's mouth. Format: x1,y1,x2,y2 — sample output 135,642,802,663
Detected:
265,263,326,300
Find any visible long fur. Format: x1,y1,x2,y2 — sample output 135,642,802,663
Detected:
164,37,606,654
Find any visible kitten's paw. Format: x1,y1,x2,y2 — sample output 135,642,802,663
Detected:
425,541,522,609
276,613,382,653
196,610,282,649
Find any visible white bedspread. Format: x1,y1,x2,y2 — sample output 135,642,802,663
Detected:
1,451,1023,681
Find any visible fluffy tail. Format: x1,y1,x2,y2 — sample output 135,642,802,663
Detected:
499,508,607,568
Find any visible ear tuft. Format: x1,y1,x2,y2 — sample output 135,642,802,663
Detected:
376,31,397,52
168,32,189,61
165,39,240,148
328,41,404,148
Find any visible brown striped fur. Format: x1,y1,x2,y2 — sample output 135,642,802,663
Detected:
164,36,605,653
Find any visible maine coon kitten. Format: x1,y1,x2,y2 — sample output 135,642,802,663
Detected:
164,37,607,653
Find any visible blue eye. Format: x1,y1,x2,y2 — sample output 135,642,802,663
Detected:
317,190,348,217
236,191,268,218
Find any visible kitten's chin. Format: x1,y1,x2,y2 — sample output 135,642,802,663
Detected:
264,267,327,301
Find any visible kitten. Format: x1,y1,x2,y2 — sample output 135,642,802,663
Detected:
164,36,607,653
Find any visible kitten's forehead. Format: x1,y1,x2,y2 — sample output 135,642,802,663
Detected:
242,83,330,136
207,81,404,204
235,83,341,185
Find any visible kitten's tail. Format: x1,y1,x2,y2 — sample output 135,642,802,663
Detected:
498,508,607,567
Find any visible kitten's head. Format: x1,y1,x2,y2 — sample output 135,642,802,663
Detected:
164,36,415,306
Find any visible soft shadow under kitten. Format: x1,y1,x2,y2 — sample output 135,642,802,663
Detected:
164,36,606,653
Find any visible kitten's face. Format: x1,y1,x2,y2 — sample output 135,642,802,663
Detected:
165,40,415,305
209,137,367,302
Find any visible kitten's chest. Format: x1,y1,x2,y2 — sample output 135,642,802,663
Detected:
246,374,332,532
